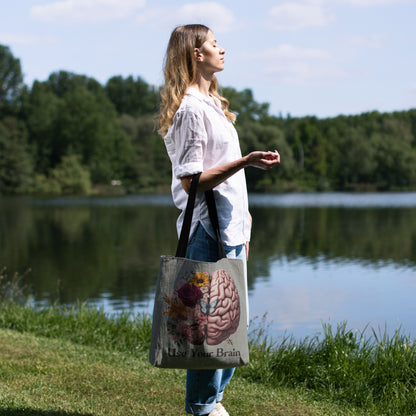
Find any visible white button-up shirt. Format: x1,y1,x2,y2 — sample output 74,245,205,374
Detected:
164,87,251,246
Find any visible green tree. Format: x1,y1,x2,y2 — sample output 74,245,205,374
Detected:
0,117,33,194
47,70,103,99
372,132,416,189
237,121,295,191
304,121,328,177
25,71,133,184
0,44,24,117
55,84,131,183
119,114,170,191
24,80,62,174
50,154,92,195
332,126,377,189
105,75,159,116
222,87,269,121
32,154,92,196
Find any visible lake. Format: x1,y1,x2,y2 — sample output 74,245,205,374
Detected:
1,192,416,341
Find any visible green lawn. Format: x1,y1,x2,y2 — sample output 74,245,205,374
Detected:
1,328,368,416
1,301,415,415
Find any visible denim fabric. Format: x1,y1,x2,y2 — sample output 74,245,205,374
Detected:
184,223,247,415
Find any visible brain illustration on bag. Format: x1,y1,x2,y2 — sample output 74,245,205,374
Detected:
163,270,241,345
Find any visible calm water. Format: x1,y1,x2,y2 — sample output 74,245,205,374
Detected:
1,192,416,340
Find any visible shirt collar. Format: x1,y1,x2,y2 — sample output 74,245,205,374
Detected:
186,87,222,109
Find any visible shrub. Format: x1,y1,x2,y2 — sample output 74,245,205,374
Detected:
30,154,92,196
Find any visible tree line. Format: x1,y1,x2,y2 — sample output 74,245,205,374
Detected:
1,43,416,196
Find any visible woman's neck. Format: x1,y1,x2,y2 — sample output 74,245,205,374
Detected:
189,73,213,100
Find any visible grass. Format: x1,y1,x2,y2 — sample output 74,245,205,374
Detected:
0,268,30,305
1,270,416,415
0,301,152,357
242,320,416,415
0,322,363,416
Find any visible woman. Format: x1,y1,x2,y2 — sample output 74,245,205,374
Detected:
159,24,280,416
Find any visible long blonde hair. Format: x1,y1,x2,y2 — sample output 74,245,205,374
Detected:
158,24,236,137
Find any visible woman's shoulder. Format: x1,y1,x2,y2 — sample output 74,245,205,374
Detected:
175,94,205,119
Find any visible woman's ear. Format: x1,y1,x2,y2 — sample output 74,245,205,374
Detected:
194,48,203,62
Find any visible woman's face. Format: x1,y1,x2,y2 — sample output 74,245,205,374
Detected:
196,30,225,75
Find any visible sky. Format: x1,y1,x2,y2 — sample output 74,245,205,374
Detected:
1,0,415,118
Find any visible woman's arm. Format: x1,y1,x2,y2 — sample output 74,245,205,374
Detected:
180,150,280,194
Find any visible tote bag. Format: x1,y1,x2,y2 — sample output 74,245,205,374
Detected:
149,173,249,369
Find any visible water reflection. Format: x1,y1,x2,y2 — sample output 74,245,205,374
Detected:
249,205,416,273
0,196,178,304
1,193,416,339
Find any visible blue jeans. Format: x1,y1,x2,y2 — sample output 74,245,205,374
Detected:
185,223,247,415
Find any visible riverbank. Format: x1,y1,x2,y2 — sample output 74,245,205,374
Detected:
1,303,415,415
0,327,360,416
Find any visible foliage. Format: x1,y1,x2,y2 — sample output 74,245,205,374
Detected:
243,320,416,415
23,72,133,184
0,267,29,304
236,120,296,191
222,86,269,121
105,74,159,116
118,113,171,192
31,154,92,196
0,117,33,194
1,43,416,195
0,44,25,117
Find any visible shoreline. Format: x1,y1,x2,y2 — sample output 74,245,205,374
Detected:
1,302,415,416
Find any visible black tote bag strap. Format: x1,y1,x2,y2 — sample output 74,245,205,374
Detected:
176,172,201,257
175,173,226,259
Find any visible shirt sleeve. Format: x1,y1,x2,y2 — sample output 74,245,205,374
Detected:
172,109,207,179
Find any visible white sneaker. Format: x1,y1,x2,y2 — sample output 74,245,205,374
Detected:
215,403,230,416
206,407,221,416
201,402,229,416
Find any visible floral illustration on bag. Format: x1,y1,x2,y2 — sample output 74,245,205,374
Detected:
164,270,241,346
